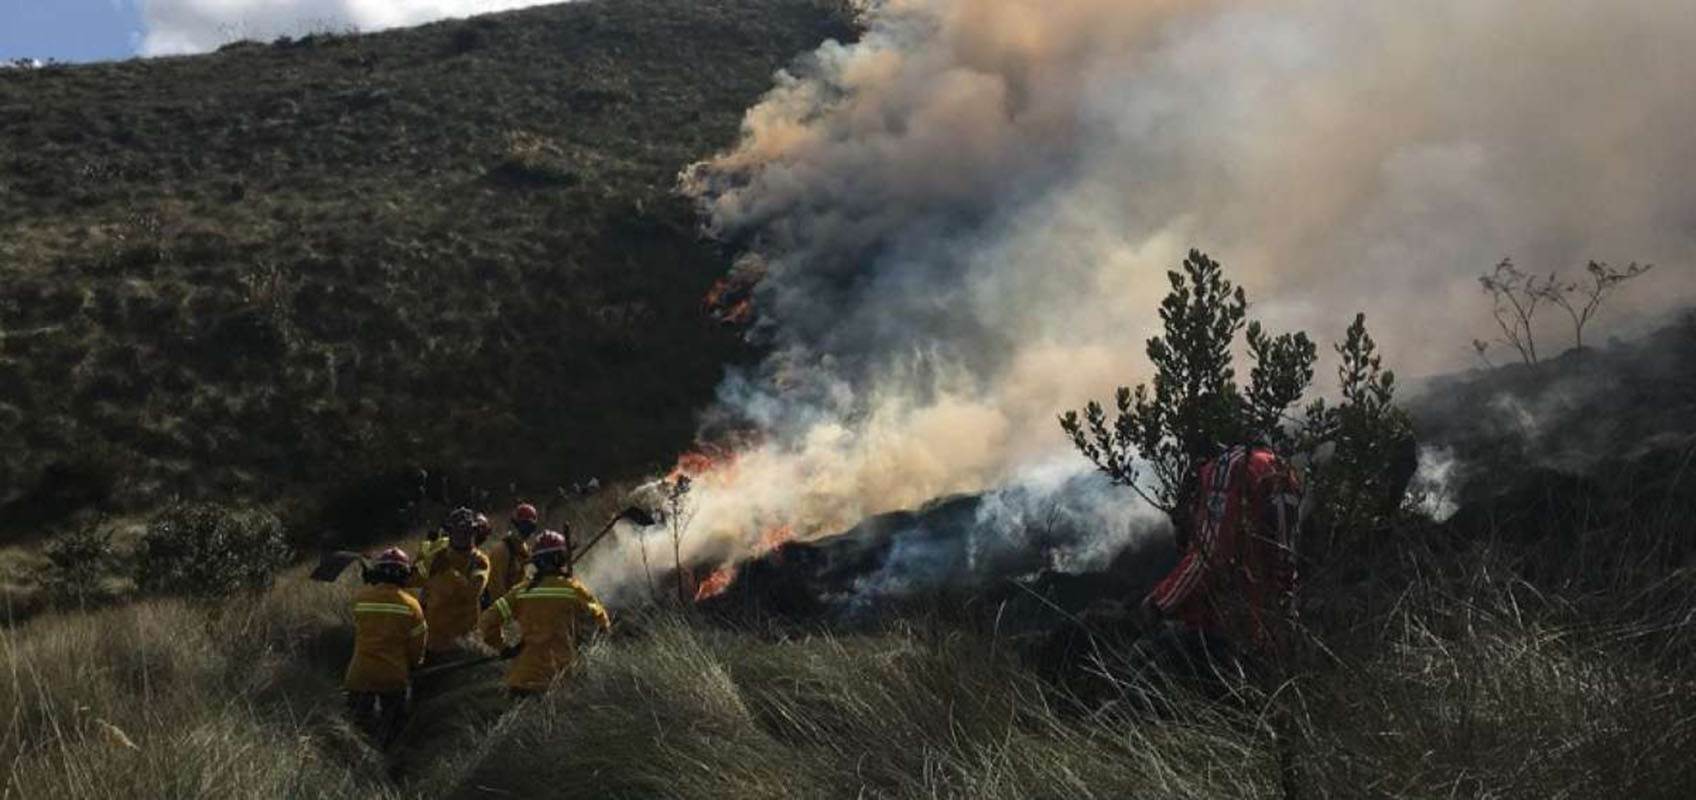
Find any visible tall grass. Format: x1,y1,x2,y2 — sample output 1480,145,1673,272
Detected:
440,617,1278,799
4,516,1694,799
1,570,396,799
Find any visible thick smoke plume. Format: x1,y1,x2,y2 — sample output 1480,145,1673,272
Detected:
598,0,1696,598
137,0,557,55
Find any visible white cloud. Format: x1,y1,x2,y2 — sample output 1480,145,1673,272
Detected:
136,0,561,56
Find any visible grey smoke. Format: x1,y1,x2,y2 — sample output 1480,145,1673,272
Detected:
593,0,1696,593
846,460,1163,605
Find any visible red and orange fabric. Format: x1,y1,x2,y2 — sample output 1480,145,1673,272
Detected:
1148,446,1303,648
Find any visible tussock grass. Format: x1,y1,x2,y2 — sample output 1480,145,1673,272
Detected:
1,569,397,798
444,617,1277,799
5,517,1695,799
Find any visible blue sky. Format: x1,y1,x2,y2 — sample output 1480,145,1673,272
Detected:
1,0,141,62
1,1,560,60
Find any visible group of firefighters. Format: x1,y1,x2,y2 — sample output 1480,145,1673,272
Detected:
340,502,611,744
336,437,1307,746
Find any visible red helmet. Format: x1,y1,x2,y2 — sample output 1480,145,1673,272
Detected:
373,547,410,570
530,530,570,561
512,503,539,523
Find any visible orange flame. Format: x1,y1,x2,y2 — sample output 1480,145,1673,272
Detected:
665,446,741,485
703,274,758,326
693,566,737,601
757,522,796,556
703,276,735,308
692,523,793,603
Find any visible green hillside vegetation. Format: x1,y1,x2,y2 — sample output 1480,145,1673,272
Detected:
0,0,854,540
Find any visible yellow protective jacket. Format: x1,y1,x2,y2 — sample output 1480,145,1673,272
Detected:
484,532,530,603
410,545,490,653
343,585,427,692
478,574,611,691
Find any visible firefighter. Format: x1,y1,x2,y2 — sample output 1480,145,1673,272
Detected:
418,518,449,568
474,512,493,546
478,530,611,696
343,547,427,747
1134,441,1304,685
412,507,491,658
484,502,539,607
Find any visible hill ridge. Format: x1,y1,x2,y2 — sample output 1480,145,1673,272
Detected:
0,0,855,538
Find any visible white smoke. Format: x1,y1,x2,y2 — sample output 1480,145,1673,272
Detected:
612,0,1696,591
1410,446,1460,522
136,0,560,55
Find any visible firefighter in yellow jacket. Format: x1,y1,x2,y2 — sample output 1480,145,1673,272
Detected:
478,530,611,694
483,503,538,607
343,547,427,746
411,507,490,657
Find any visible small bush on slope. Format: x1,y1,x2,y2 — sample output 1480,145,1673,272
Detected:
134,502,292,599
41,517,117,604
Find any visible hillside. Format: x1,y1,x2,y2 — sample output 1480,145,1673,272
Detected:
1406,315,1696,512
0,0,854,539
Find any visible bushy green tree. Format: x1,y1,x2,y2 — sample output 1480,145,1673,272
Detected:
1061,250,1413,544
135,503,292,599
1297,314,1417,550
1060,250,1315,517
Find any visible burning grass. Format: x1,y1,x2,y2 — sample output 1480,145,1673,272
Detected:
4,516,1695,798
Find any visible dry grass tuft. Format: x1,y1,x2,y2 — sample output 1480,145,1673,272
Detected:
5,512,1694,799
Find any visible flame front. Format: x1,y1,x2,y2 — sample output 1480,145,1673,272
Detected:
692,522,794,602
702,271,758,327
693,566,737,601
666,447,739,486
756,522,795,556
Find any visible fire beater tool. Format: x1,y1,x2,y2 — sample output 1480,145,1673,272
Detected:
410,648,520,680
571,506,659,566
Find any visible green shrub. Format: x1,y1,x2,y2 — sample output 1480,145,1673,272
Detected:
1060,251,1415,550
1059,249,1317,516
1295,313,1417,555
134,503,292,599
42,519,116,603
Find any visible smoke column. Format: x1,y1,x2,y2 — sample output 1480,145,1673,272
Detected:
588,0,1696,595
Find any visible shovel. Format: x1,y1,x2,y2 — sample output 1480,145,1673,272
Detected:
571,506,658,566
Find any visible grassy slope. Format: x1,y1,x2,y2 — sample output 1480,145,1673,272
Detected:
6,509,1694,799
0,0,853,536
